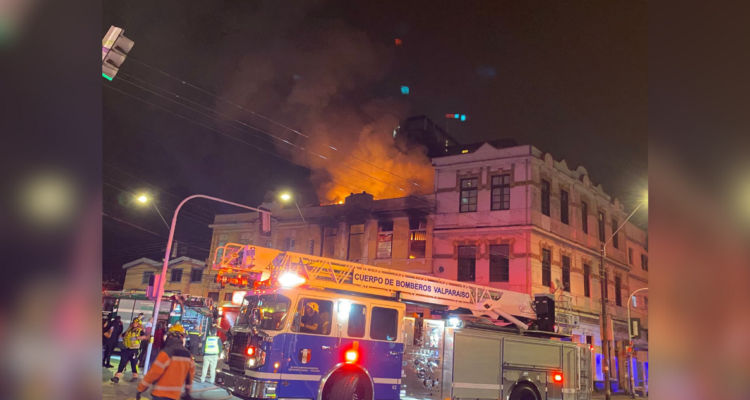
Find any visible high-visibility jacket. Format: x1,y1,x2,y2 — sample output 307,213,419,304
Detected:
204,335,222,355
138,343,195,400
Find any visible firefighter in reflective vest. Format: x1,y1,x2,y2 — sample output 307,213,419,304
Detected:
136,324,196,400
199,328,223,384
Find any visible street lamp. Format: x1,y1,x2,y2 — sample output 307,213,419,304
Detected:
627,287,648,398
142,194,271,374
278,192,307,228
599,195,647,400
135,194,169,229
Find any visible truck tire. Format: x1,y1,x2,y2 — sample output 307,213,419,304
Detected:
510,383,539,400
328,373,366,400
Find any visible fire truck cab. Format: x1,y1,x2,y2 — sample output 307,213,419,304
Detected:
213,245,592,400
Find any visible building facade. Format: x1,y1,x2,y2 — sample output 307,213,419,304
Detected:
121,257,210,297
203,194,435,306
431,142,648,393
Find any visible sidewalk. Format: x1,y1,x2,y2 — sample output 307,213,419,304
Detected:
103,363,241,400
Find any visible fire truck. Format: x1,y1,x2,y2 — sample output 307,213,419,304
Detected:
212,244,592,400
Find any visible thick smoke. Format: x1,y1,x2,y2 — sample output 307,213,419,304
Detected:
219,4,434,202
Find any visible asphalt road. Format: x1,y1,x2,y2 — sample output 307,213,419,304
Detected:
103,357,244,400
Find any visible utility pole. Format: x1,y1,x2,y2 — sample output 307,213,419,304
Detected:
599,245,612,400
599,200,647,400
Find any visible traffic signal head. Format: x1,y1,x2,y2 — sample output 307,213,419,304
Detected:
102,26,134,80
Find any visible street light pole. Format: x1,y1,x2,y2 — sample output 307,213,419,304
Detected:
628,287,648,398
142,194,270,374
600,201,646,400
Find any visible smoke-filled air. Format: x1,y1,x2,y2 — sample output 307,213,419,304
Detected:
217,5,434,203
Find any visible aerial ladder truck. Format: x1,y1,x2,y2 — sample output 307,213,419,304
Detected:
211,244,593,400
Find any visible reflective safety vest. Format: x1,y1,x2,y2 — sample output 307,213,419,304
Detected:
204,336,221,355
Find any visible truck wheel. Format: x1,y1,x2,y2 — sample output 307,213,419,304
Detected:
328,374,366,400
510,383,539,400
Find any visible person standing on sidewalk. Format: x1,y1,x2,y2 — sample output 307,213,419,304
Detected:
149,322,166,365
111,318,148,383
199,328,223,384
103,316,122,368
136,324,195,400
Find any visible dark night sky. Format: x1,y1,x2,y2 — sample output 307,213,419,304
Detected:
102,1,647,282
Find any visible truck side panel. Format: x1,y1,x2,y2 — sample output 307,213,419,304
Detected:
504,339,562,368
452,333,502,399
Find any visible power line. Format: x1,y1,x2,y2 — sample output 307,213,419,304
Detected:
102,213,211,252
102,179,216,225
113,74,406,197
125,59,422,190
102,165,218,219
104,83,367,199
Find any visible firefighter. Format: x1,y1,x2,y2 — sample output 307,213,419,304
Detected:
111,318,149,383
300,302,321,334
199,328,223,384
136,323,195,400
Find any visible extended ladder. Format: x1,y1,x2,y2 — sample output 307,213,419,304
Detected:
215,244,539,330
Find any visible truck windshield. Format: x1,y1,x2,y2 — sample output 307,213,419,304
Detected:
237,294,291,331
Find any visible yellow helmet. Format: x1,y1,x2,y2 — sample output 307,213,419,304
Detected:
306,302,319,313
132,318,142,326
168,323,186,337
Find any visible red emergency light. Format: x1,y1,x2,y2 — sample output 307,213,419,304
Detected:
247,346,256,356
553,373,563,383
345,341,360,364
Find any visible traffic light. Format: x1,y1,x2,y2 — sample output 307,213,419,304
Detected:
102,26,134,81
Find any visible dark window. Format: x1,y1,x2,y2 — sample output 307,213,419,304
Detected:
207,292,219,302
347,303,367,338
583,264,591,298
541,180,551,216
641,254,648,271
142,270,154,284
409,219,427,259
224,292,233,301
612,219,619,249
322,227,337,258
282,237,295,251
562,256,571,292
615,276,622,306
489,244,510,282
348,224,365,261
586,335,593,345
370,307,399,341
491,175,511,210
628,248,634,264
460,178,478,213
293,298,333,335
190,268,203,283
561,190,569,224
598,212,605,242
542,249,551,287
457,246,476,282
376,221,393,259
581,202,589,234
170,268,183,283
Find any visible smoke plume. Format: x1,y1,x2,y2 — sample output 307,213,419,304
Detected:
219,4,434,203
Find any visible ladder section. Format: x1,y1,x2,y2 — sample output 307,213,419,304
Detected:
555,293,578,335
214,244,537,322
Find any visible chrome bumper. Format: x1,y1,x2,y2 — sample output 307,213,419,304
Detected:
216,370,278,399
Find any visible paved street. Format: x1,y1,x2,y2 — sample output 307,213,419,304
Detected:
103,357,243,400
